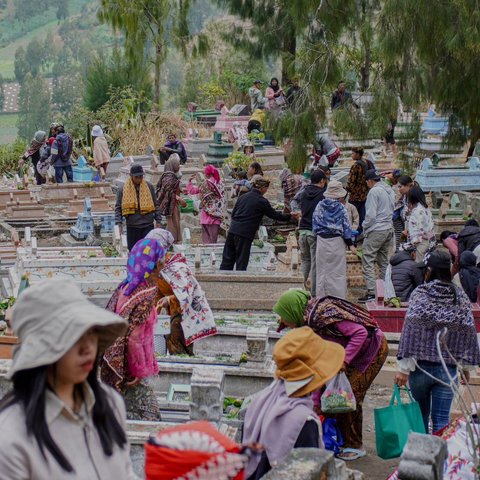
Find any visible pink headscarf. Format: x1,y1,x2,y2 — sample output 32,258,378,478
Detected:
204,165,220,184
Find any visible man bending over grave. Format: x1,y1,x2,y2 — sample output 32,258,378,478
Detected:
220,176,300,271
115,164,162,250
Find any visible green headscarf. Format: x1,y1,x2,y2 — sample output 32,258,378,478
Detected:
272,289,310,327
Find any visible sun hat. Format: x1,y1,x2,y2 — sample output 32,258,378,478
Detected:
91,125,104,137
130,163,145,177
365,169,381,181
323,179,347,199
273,326,345,397
7,279,127,379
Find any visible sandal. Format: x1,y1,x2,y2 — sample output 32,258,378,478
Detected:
336,448,367,461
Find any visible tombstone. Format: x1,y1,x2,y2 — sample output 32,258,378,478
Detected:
229,104,250,116
246,327,268,364
73,156,94,183
70,198,94,240
183,227,191,245
258,226,268,243
189,367,225,423
146,145,155,156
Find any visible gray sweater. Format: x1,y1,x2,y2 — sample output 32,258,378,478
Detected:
115,181,162,227
363,181,395,234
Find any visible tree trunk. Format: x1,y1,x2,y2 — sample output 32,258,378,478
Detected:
467,127,480,159
282,31,296,87
153,43,162,112
360,47,371,91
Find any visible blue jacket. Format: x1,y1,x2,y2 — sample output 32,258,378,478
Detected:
51,133,73,167
312,198,352,245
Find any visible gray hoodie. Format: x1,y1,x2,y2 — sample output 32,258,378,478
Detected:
363,181,395,234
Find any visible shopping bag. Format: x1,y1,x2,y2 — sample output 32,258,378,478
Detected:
374,385,425,459
322,418,343,454
321,372,356,413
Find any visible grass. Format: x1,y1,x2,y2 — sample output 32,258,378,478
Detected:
0,113,18,144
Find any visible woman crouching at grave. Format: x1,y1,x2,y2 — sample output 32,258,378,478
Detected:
0,279,136,479
146,228,217,356
242,327,344,479
100,238,166,421
186,165,226,244
272,290,388,461
156,154,187,244
395,250,480,434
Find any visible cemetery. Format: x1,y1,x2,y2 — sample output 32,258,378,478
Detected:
0,1,479,478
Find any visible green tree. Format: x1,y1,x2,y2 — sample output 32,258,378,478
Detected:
17,74,51,141
26,39,46,77
83,50,153,111
379,0,480,156
14,47,29,84
98,0,199,111
53,71,84,115
0,74,4,110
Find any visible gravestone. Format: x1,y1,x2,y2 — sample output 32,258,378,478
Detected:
246,327,269,364
189,367,225,423
70,198,94,240
73,156,94,183
229,104,250,116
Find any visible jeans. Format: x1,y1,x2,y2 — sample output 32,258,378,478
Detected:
350,200,366,233
298,233,317,295
54,165,73,183
409,361,457,434
361,229,393,292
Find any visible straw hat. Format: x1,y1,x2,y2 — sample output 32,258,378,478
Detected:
323,179,347,199
273,326,345,397
8,279,127,379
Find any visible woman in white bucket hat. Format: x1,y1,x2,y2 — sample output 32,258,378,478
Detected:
92,124,111,180
0,279,136,479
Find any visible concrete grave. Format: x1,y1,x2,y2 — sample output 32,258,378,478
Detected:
189,367,225,422
38,182,115,204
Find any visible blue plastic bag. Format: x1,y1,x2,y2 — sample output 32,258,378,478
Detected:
322,418,343,454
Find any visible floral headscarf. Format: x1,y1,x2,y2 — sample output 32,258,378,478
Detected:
120,238,166,296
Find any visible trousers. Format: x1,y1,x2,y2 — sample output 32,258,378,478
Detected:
54,165,73,183
350,200,366,232
220,233,252,271
299,233,317,294
126,224,154,251
362,229,393,292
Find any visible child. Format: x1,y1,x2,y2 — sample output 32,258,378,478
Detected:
341,195,360,245
231,170,252,198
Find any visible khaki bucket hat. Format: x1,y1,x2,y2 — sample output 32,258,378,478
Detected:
7,278,127,379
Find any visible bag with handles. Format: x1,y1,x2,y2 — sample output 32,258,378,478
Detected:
374,385,426,459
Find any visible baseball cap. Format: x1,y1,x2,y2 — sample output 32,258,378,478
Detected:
365,169,381,181
130,163,144,177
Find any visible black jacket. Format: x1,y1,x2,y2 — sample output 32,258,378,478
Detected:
229,188,291,240
292,184,326,231
390,251,424,301
457,226,480,256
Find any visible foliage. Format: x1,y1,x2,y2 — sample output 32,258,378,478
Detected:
52,72,84,116
224,151,264,171
0,138,27,175
197,81,226,108
14,47,29,84
83,50,153,112
0,74,4,110
17,74,51,141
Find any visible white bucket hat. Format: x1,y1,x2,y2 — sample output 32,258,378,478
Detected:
92,125,104,137
7,279,127,379
324,179,347,199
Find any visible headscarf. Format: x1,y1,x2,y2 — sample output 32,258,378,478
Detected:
251,175,270,189
204,164,220,184
121,177,155,216
459,251,480,302
156,155,181,216
269,77,280,93
120,238,166,296
272,289,310,327
146,228,174,251
24,131,46,158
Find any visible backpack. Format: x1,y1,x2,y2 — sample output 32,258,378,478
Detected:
356,158,374,174
55,133,73,162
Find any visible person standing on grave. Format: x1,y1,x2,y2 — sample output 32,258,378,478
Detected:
92,125,111,181
186,165,226,244
393,175,416,252
0,278,135,479
249,79,266,112
50,124,74,183
331,81,359,110
312,180,357,298
158,133,187,165
395,250,480,433
146,229,217,355
345,147,374,232
115,163,162,251
358,170,395,302
243,327,345,479
19,130,47,185
156,154,187,244
220,176,299,271
101,238,166,421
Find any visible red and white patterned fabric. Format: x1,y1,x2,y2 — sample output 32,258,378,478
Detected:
145,421,247,480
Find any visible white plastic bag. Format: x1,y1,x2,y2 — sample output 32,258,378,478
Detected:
321,372,356,413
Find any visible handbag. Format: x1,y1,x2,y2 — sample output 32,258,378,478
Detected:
374,385,425,459
274,94,286,107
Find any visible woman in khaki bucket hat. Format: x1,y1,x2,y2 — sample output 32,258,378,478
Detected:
0,278,136,479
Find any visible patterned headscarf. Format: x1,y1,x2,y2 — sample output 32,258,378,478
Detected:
204,164,220,184
120,239,166,296
146,228,174,250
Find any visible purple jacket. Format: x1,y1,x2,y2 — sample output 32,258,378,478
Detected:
322,320,383,372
